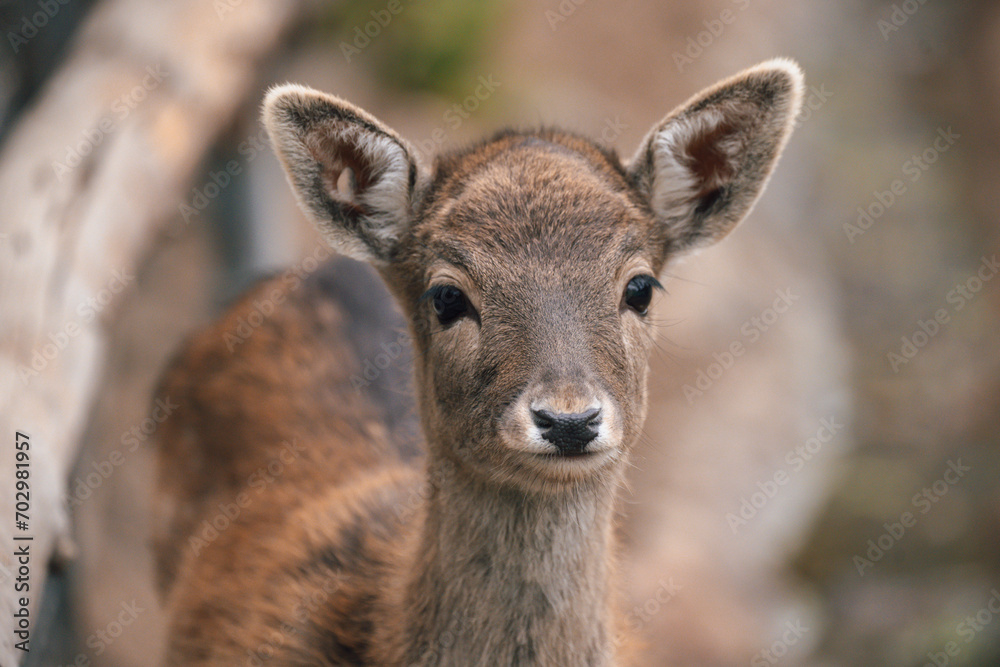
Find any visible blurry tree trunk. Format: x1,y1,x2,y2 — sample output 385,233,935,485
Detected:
0,0,307,663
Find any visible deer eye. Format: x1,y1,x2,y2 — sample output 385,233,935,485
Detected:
623,275,660,315
424,285,471,326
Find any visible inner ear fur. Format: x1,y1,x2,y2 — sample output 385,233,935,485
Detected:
263,84,421,264
628,58,805,253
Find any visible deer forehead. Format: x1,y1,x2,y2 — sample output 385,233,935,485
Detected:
411,143,657,289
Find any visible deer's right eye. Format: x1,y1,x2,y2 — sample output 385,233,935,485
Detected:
424,285,471,326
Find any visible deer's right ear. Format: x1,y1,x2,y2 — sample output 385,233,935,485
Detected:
263,84,420,264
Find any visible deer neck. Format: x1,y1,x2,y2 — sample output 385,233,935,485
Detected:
396,453,620,666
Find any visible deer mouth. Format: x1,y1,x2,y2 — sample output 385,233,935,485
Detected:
526,444,618,475
556,449,597,459
534,447,606,460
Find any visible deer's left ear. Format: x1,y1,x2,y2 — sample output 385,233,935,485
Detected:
628,59,804,253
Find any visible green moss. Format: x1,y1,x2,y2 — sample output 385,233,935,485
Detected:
315,0,507,97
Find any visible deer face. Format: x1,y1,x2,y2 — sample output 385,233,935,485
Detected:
389,137,665,489
264,60,803,491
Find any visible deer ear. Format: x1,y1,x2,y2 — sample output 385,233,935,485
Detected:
263,84,420,264
628,59,804,253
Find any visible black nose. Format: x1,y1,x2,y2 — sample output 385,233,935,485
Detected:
531,407,602,455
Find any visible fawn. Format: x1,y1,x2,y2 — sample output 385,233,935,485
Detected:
152,59,804,665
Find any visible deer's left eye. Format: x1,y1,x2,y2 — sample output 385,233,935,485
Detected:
623,275,661,315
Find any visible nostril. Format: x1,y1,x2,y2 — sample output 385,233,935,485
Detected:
531,407,602,455
531,409,556,430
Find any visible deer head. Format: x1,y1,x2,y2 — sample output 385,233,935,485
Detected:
263,60,804,495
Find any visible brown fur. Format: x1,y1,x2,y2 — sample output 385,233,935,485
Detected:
153,60,804,665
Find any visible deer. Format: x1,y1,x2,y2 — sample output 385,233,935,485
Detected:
150,59,804,665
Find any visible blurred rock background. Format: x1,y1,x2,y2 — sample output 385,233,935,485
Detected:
2,0,997,665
